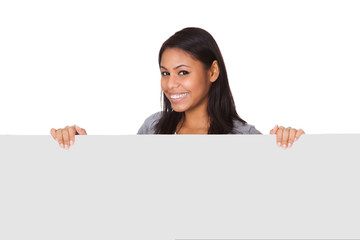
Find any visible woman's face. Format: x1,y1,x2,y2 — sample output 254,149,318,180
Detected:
160,48,214,113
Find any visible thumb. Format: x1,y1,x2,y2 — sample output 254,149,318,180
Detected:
75,125,87,135
269,125,278,134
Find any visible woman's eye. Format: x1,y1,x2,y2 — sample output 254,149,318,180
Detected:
161,72,169,76
179,71,189,76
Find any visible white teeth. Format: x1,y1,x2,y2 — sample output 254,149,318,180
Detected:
170,93,188,99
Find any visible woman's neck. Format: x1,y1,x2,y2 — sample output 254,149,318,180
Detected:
176,105,210,134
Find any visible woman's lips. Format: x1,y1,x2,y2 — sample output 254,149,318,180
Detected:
169,92,189,103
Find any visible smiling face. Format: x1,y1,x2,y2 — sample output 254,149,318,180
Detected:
160,48,217,114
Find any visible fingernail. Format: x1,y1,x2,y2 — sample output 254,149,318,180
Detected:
295,137,298,142
70,140,73,146
288,142,292,148
65,144,68,150
277,142,281,147
282,144,287,149
60,143,64,149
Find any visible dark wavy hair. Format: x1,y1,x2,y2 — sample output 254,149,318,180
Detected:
154,27,247,134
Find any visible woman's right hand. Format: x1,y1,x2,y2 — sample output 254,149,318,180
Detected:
50,125,87,150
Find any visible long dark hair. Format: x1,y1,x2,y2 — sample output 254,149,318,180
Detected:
155,27,247,134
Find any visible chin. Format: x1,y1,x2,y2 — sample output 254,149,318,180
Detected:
171,105,188,113
172,108,186,113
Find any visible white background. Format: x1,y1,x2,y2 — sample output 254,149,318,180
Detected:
1,0,359,135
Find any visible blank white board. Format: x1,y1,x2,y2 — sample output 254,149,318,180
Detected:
0,135,359,240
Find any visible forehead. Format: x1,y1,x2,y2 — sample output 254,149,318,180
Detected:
160,48,200,67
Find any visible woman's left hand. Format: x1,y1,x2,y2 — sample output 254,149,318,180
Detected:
270,125,305,149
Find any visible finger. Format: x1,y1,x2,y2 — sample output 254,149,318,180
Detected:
75,125,87,135
269,125,279,134
295,129,305,141
56,129,64,149
50,128,57,141
68,126,76,146
81,128,87,135
62,127,70,150
276,126,284,147
281,127,291,149
288,128,297,148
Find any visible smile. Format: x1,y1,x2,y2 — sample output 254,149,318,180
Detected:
170,93,189,99
169,92,189,102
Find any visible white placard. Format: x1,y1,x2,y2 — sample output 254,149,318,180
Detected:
0,135,359,240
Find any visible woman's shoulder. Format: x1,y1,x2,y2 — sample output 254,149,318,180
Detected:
232,119,262,135
137,111,162,134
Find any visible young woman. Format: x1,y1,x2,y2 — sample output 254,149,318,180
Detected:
50,27,305,150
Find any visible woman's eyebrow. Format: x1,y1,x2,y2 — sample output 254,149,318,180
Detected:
160,64,191,70
174,64,191,69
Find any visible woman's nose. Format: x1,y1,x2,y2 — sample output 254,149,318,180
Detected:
168,74,180,89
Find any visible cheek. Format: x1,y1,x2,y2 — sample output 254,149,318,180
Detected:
160,78,166,91
189,76,210,94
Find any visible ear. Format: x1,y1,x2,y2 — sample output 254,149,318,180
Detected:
209,60,220,83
